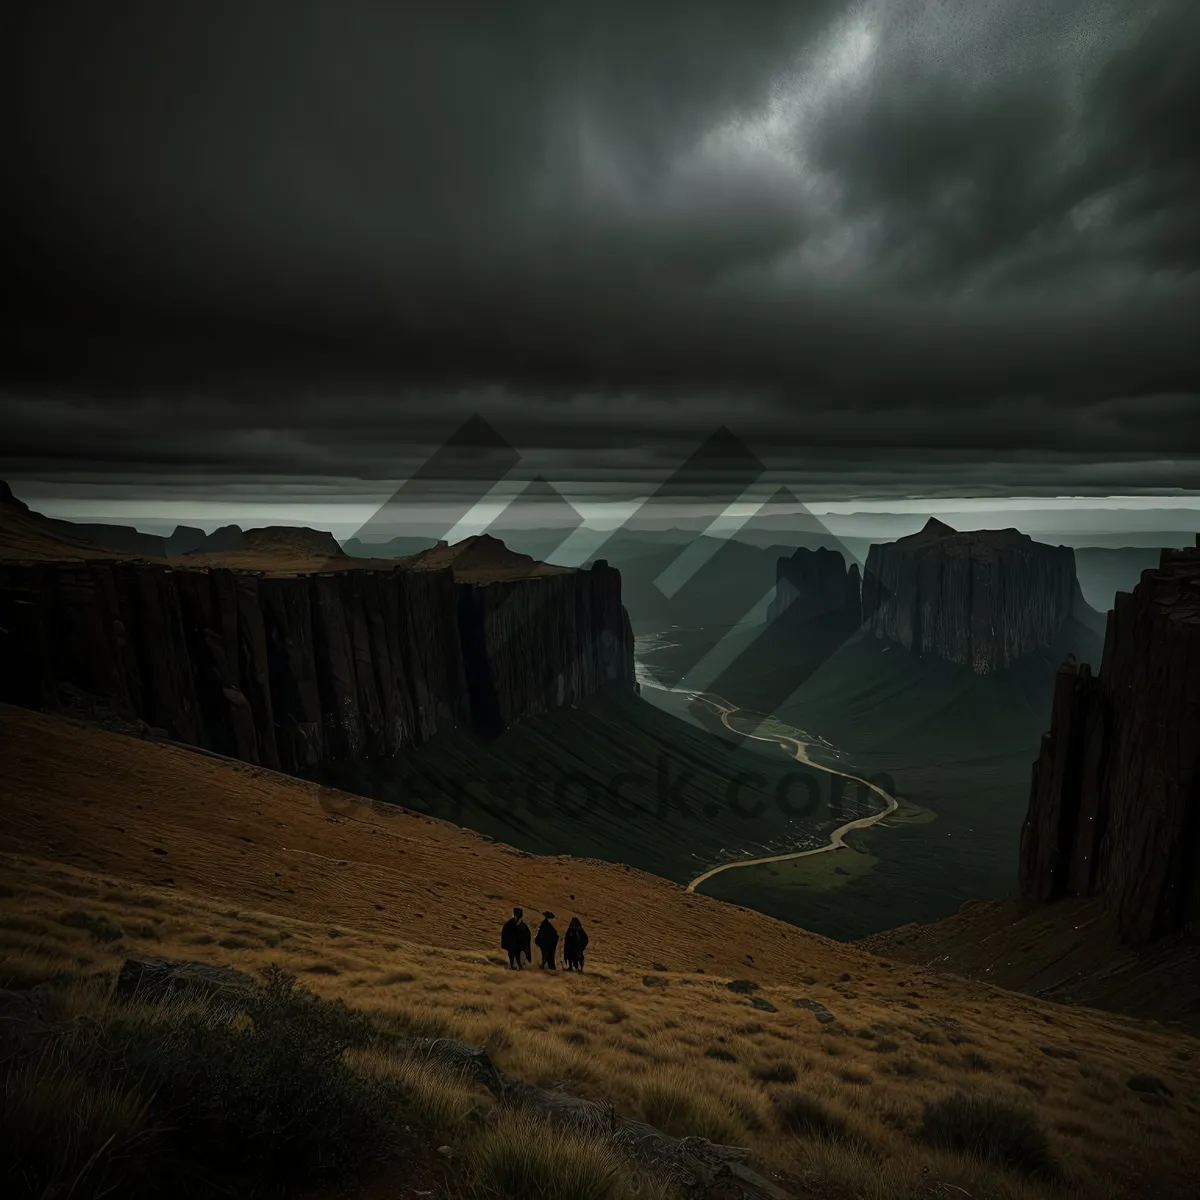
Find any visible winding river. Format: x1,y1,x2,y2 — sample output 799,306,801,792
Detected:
681,689,899,891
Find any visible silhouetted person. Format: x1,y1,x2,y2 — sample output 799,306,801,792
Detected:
501,907,531,969
563,917,589,971
535,911,559,970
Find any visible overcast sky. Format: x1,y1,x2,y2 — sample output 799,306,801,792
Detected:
2,1,1198,519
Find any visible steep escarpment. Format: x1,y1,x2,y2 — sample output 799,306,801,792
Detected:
1020,540,1200,944
767,546,860,625
861,518,1089,673
457,558,634,733
0,558,472,771
0,496,636,773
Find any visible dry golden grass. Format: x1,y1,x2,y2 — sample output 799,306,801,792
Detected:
3,704,1200,1198
2,851,1197,1200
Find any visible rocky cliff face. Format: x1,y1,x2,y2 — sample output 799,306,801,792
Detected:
1019,540,1200,944
457,559,635,734
861,518,1086,673
767,547,860,625
0,515,636,772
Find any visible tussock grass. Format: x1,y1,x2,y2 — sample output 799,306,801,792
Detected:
464,1111,624,1200
635,1067,747,1144
353,1044,484,1133
775,1089,851,1140
1,1038,154,1200
464,1111,678,1200
2,854,1199,1199
920,1091,1060,1180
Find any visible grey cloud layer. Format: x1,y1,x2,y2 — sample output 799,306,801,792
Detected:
1,1,1198,489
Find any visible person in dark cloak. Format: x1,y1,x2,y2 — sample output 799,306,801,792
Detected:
563,917,589,971
535,911,559,970
500,906,531,969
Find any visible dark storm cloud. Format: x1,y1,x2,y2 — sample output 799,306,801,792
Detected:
1,1,1198,493
810,0,1200,292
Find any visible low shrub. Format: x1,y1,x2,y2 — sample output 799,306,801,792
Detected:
775,1090,850,1141
2,964,401,1197
919,1091,1060,1179
751,1061,798,1084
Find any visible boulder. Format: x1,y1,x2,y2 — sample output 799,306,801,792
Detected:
114,958,255,1004
792,997,836,1024
726,979,760,994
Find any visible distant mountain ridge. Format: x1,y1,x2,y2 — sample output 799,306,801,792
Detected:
767,545,861,625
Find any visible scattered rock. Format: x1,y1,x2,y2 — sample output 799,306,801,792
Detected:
792,997,835,1024
650,962,668,972
1128,1074,1173,1097
749,996,778,1013
727,979,760,994
115,957,255,1004
705,1047,738,1062
642,975,670,988
60,910,124,942
1039,1045,1078,1060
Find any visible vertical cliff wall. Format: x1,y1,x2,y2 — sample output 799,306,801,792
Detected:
766,547,861,625
861,518,1085,673
456,559,635,734
0,555,636,771
1019,540,1200,944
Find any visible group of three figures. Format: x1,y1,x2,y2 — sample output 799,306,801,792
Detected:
500,907,588,971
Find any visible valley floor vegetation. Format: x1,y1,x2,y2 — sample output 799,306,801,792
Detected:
2,853,1198,1200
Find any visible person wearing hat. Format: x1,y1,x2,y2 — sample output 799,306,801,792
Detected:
500,906,531,969
535,910,559,970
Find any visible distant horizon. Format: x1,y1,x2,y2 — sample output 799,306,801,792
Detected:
7,478,1200,547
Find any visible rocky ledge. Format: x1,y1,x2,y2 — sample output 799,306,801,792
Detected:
1019,539,1200,944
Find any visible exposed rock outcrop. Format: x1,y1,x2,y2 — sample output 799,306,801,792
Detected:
0,492,635,773
767,547,860,625
861,518,1088,673
1019,540,1200,944
115,957,256,1004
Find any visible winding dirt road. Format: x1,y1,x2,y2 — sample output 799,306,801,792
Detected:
680,690,899,893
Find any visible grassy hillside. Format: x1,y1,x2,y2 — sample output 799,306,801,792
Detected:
317,690,858,886
2,703,1198,1199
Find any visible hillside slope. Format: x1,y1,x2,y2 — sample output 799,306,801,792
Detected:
2,702,1199,1200
0,702,843,979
